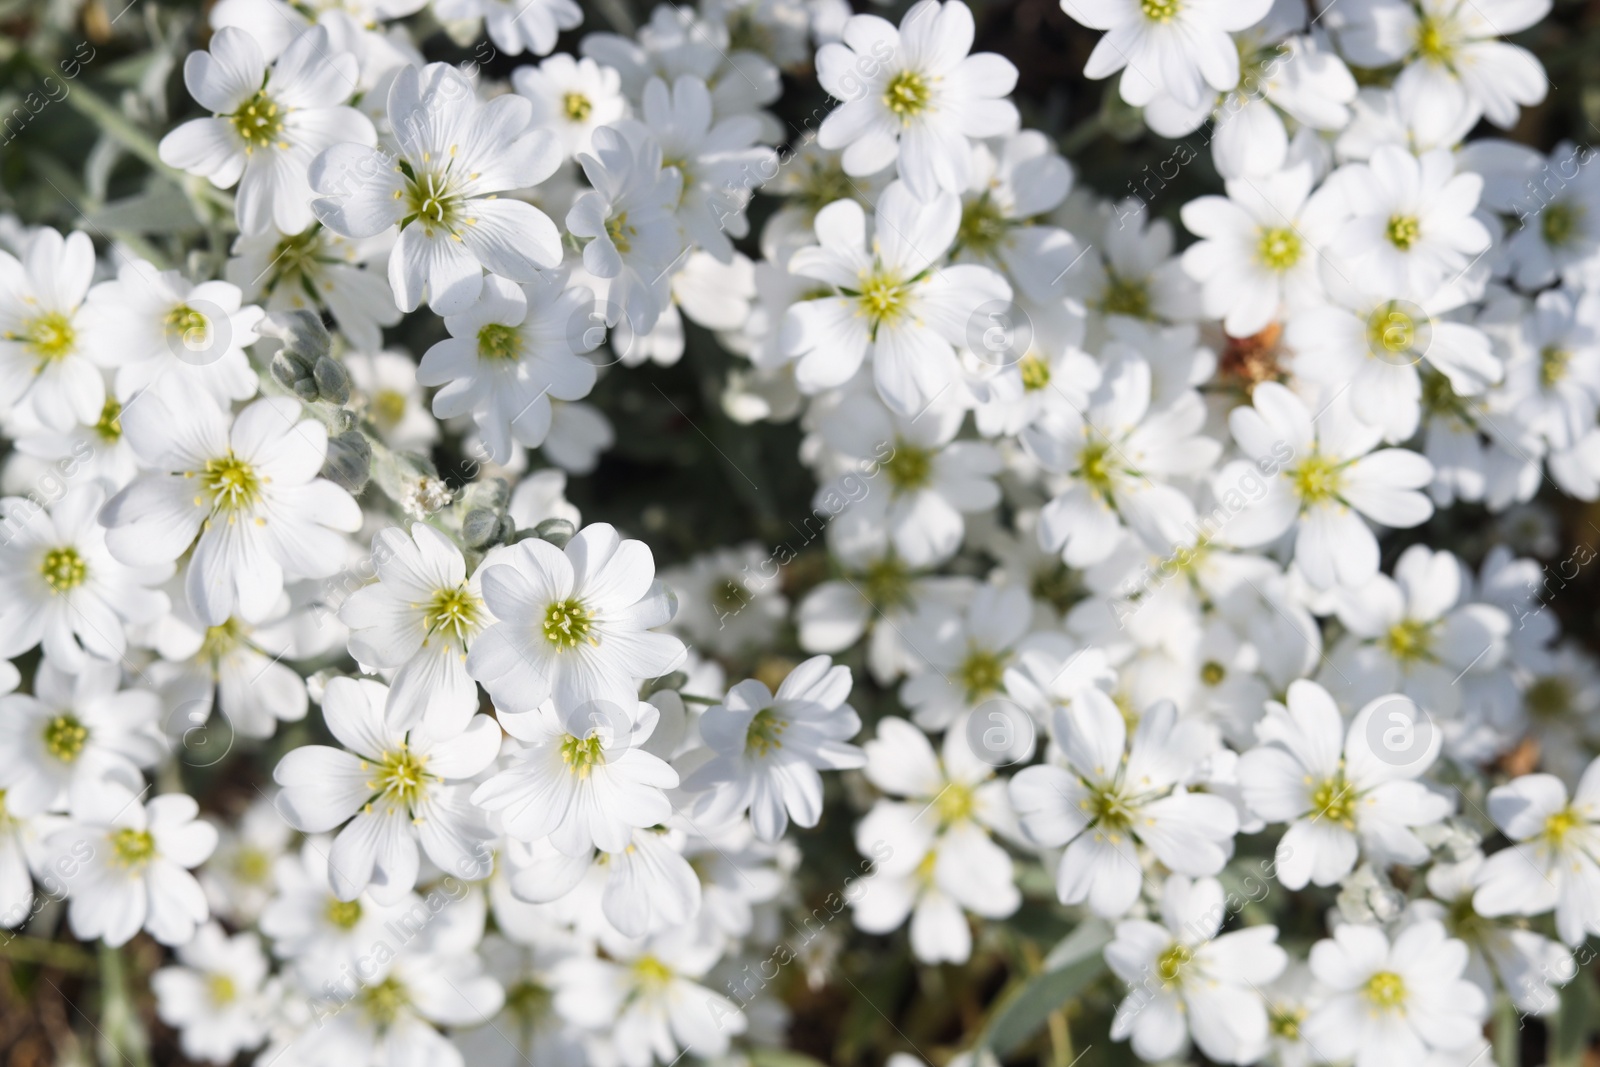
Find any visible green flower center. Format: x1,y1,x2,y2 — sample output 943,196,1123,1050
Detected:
231,90,285,151
94,397,123,442
1269,1005,1305,1039
1364,970,1406,1010
958,646,1010,704
1099,273,1151,319
423,585,482,644
1289,452,1343,505
326,897,363,929
882,439,933,491
957,194,1009,255
40,546,87,593
1542,202,1582,247
745,708,787,756
1155,942,1192,984
1386,214,1421,251
561,733,606,777
403,166,465,237
1141,0,1180,22
200,619,247,663
367,744,430,810
1525,676,1569,718
543,597,594,650
111,828,157,869
199,453,262,514
504,980,552,1021
1257,227,1302,271
166,304,211,349
562,92,593,122
1078,438,1118,497
1368,302,1420,356
862,556,913,612
1200,660,1226,686
936,781,975,826
1032,562,1080,613
883,70,931,120
234,847,271,884
361,976,409,1027
713,577,749,611
1413,14,1455,63
43,714,89,761
1309,773,1356,827
1081,784,1136,836
477,322,522,362
11,311,76,366
371,389,407,427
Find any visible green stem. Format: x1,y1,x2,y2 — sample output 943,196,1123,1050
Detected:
97,943,152,1067
0,934,96,972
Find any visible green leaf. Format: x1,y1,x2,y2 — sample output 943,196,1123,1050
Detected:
1552,967,1600,1067
975,922,1112,1059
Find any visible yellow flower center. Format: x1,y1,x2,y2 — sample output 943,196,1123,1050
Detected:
1270,1005,1305,1039
1257,227,1302,271
1019,354,1051,391
883,70,931,120
563,92,593,122
1310,773,1356,827
1545,807,1583,845
1156,942,1193,984
1100,273,1151,319
1078,438,1118,497
199,453,262,514
361,975,409,1027
1414,14,1455,63
370,389,407,427
1542,202,1581,248
1141,0,1180,22
12,310,77,366
208,974,237,1005
1384,619,1435,663
43,714,89,761
95,397,123,442
423,585,482,643
855,269,911,331
367,744,429,810
477,322,522,362
935,781,975,826
561,733,606,777
166,304,211,350
231,90,285,151
326,897,363,929
1200,660,1226,686
632,955,674,986
111,828,157,869
543,597,595,650
40,546,88,593
605,211,634,254
1289,452,1343,505
1364,970,1407,1010
1386,215,1421,251
745,708,787,756
1540,345,1571,388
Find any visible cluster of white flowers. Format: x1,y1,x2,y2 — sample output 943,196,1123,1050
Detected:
2,0,1598,1062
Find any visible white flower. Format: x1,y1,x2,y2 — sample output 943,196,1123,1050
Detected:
1024,355,1219,566
1472,757,1600,946
273,677,501,902
639,74,776,262
1325,0,1549,130
951,131,1079,303
513,55,627,159
159,27,375,235
101,389,361,626
1324,545,1509,717
683,655,866,840
198,793,291,926
897,583,1038,731
344,350,439,451
341,524,498,734
1238,680,1454,890
1329,146,1492,295
812,389,1001,567
659,542,788,658
850,717,1020,964
1499,287,1600,452
565,124,684,335
1063,0,1275,109
1303,920,1489,1067
226,225,400,353
1179,163,1342,338
471,699,679,854
0,483,170,670
466,522,685,713
1215,382,1434,589
552,932,745,1067
815,0,1018,200
152,922,275,1063
310,62,564,315
49,781,218,947
432,0,582,56
81,259,264,406
781,180,1012,415
1106,874,1287,1065
416,274,599,464
0,227,104,430
1009,696,1237,917
0,658,164,816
